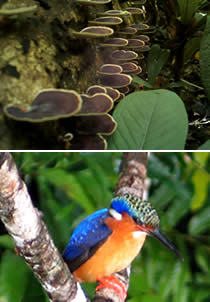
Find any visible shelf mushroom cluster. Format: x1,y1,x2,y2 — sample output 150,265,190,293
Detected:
4,87,118,150
4,0,150,150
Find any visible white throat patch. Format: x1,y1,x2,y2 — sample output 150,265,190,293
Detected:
132,231,147,239
109,208,122,220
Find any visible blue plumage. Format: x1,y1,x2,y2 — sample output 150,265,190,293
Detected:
111,197,135,216
63,208,111,261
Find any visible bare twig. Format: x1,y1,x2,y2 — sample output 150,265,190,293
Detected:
0,152,87,302
93,152,148,302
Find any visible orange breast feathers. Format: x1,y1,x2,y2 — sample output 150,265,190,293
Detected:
73,212,147,283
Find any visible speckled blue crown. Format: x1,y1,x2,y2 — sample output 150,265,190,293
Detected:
110,194,160,228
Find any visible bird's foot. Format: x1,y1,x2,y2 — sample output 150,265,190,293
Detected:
96,275,127,300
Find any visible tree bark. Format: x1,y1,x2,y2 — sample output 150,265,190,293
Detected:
0,0,103,149
0,152,87,302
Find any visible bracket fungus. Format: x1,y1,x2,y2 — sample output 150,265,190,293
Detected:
126,38,145,49
98,63,132,88
86,85,107,95
76,93,113,115
102,10,131,17
76,114,117,135
111,50,138,61
4,90,82,122
105,87,121,102
0,5,38,16
131,24,150,31
99,38,128,47
86,85,120,102
89,16,123,26
135,34,150,42
120,62,139,74
98,64,123,74
76,0,112,4
122,8,143,15
70,134,107,150
118,26,137,35
72,26,114,38
3,0,152,150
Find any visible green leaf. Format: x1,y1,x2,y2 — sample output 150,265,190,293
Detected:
0,235,14,249
0,250,29,302
191,169,209,210
132,76,153,88
107,90,188,150
183,37,201,63
195,246,210,273
194,152,210,165
200,15,210,100
198,140,210,150
177,0,206,24
188,206,210,235
40,168,95,213
147,45,170,85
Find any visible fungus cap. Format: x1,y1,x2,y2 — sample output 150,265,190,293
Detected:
4,89,82,122
76,93,113,116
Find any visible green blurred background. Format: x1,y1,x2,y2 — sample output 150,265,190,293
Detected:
0,152,209,302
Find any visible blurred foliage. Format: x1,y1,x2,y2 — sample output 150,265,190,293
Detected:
0,152,209,302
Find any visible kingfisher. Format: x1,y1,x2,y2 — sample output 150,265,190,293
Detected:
63,194,183,299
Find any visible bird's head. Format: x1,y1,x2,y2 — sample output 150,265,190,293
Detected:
110,194,183,260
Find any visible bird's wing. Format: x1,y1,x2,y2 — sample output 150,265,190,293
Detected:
63,208,112,272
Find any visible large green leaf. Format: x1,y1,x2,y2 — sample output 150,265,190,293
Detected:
107,90,188,150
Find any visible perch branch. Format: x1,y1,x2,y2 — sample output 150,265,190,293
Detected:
93,152,148,302
0,152,87,302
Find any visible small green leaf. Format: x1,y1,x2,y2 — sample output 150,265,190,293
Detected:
107,89,188,150
132,76,153,88
183,37,201,63
191,169,209,210
147,45,170,85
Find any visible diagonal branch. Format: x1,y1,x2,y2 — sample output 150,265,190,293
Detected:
0,152,87,302
93,152,148,302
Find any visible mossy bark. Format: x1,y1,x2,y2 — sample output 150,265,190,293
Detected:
0,0,103,149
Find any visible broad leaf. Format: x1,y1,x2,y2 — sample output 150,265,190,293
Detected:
198,140,210,150
107,89,188,150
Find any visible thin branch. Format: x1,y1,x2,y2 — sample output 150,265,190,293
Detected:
93,152,148,302
0,152,87,302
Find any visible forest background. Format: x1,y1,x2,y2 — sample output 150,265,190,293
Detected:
0,152,209,302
